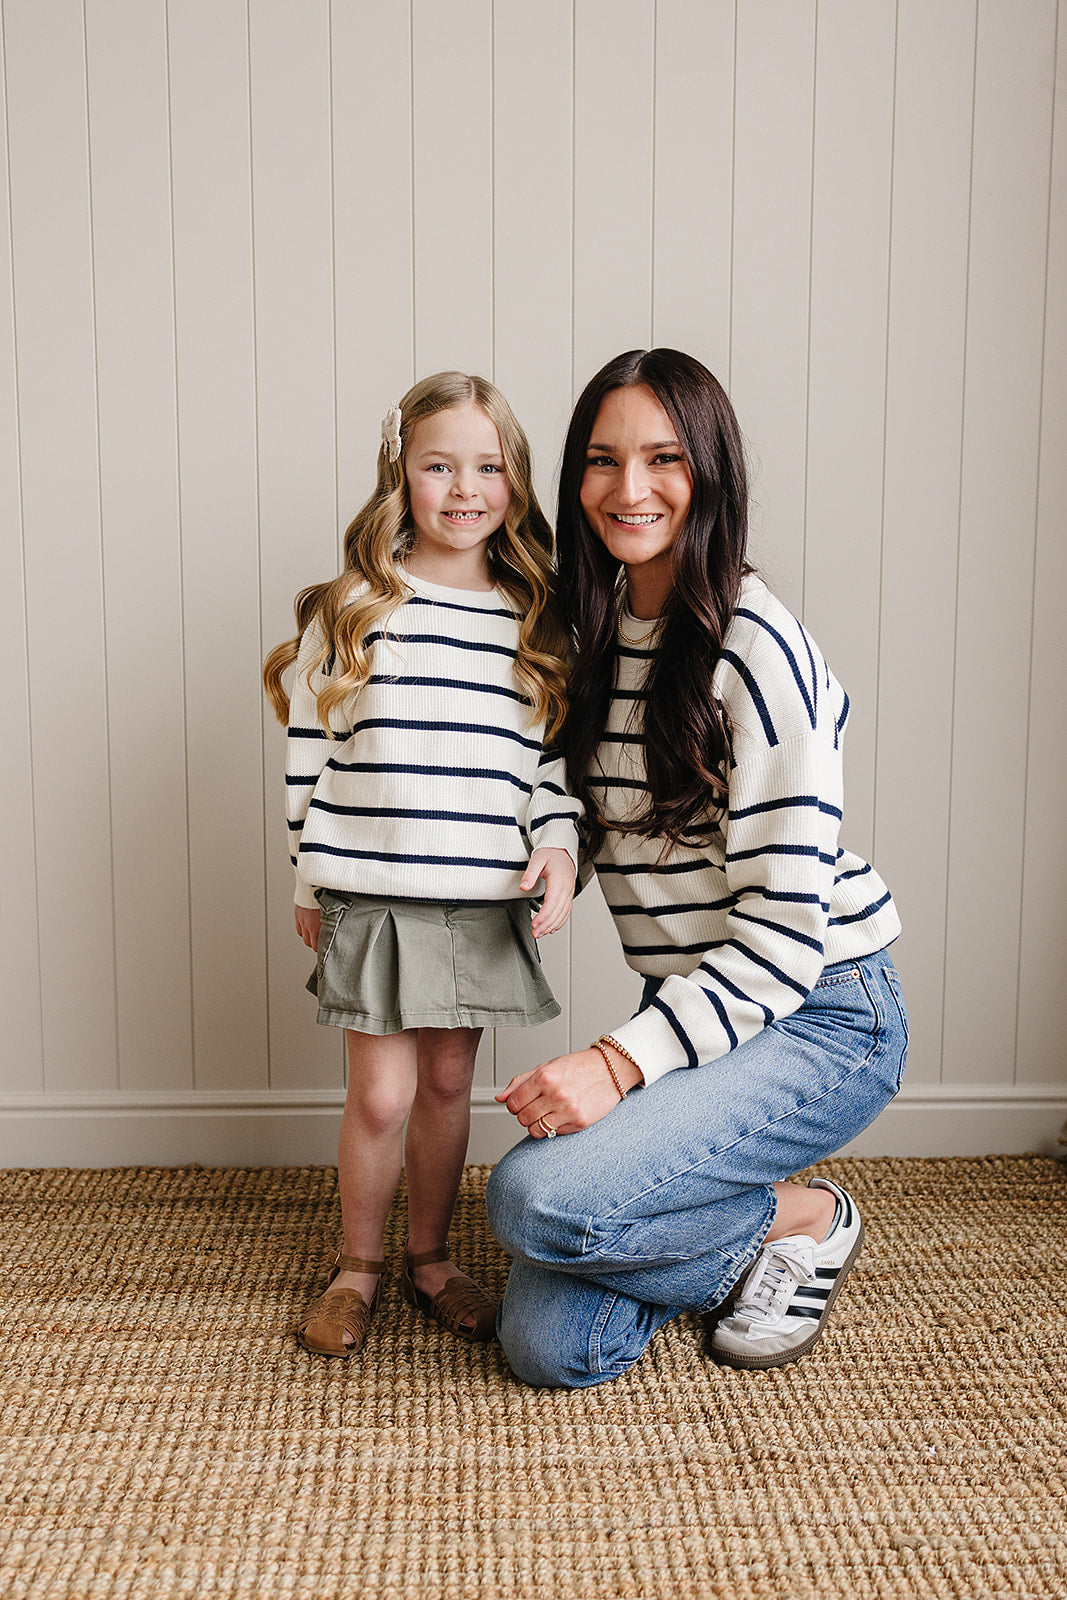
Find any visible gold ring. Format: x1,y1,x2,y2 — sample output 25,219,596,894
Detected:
537,1116,557,1139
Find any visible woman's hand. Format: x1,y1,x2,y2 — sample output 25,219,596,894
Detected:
495,1044,643,1137
295,905,321,951
522,848,577,938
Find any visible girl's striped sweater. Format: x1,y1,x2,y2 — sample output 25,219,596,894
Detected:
597,576,901,1084
285,573,582,910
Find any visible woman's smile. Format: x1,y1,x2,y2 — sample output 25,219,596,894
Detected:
580,384,693,613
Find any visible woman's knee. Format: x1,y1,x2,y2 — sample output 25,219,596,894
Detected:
495,1270,609,1390
495,1265,668,1391
485,1145,573,1262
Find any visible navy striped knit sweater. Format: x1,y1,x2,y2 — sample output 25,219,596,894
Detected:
597,576,900,1083
285,573,582,910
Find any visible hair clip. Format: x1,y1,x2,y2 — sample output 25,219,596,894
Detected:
381,403,402,463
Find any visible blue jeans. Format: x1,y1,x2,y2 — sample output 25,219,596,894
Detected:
485,948,908,1389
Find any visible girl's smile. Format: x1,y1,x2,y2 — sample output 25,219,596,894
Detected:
405,402,511,587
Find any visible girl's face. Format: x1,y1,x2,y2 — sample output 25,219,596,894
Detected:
405,402,512,568
579,384,692,590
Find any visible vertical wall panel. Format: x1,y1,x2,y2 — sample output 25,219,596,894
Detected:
651,0,735,374
0,13,43,1088
875,0,976,1084
5,0,118,1089
572,0,655,389
803,1,896,865
412,0,493,377
1016,5,1067,1086
492,0,575,1083
250,0,341,1091
730,1,816,612
942,1,1056,1085
84,0,192,1089
332,1,415,526
493,0,573,507
168,0,266,1089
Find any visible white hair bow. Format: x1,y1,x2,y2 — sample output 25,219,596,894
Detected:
381,403,402,463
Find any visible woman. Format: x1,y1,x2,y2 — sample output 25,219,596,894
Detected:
486,348,907,1389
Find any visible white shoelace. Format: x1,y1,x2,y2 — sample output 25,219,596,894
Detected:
731,1238,817,1328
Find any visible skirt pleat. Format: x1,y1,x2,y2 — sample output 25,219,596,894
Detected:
306,890,559,1034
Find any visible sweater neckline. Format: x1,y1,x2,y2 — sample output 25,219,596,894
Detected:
401,569,504,605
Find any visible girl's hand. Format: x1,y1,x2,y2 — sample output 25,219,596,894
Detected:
522,848,577,937
295,905,321,951
495,1045,643,1137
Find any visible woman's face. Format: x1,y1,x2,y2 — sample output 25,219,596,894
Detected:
579,384,693,589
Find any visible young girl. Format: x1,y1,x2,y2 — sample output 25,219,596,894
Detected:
263,372,581,1358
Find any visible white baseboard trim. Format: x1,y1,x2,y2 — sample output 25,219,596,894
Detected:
0,1084,1064,1168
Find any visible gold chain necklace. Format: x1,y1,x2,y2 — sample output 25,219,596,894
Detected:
617,608,661,647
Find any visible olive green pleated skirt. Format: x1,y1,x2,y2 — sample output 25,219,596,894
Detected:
306,889,559,1034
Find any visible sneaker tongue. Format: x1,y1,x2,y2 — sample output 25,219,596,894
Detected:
737,1237,817,1321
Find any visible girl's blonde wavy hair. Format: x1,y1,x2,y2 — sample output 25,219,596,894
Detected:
263,371,569,741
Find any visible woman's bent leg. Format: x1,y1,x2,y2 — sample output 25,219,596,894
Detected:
488,950,907,1387
496,1258,679,1389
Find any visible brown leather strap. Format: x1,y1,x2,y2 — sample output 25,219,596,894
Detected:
405,1246,450,1268
426,1276,498,1340
336,1255,386,1274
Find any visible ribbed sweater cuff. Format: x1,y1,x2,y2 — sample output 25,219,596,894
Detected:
603,1007,705,1086
294,876,319,911
529,822,581,871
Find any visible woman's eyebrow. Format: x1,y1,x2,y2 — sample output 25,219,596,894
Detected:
586,439,681,452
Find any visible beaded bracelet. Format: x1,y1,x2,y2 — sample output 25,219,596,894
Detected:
590,1039,627,1102
599,1034,642,1074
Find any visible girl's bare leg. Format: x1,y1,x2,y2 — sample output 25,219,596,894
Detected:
327,1027,419,1324
404,1026,484,1306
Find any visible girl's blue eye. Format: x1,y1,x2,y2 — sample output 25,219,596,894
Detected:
480,463,503,474
427,462,448,473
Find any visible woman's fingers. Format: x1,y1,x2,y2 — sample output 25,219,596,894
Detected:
494,1068,536,1105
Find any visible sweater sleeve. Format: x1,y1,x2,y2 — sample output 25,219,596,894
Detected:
603,726,843,1084
523,745,583,869
285,621,349,909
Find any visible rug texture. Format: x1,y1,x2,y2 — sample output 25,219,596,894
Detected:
0,1154,1064,1600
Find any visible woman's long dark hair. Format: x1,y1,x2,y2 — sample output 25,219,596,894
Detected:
557,348,750,853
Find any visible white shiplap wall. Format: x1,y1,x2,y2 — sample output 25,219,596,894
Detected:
1,0,1064,1165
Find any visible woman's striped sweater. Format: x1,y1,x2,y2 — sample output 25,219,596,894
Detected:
597,575,900,1084
285,573,582,910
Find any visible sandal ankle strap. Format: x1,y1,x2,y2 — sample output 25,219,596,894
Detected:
336,1254,386,1274
405,1246,450,1268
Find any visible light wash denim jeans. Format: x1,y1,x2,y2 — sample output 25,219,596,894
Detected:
486,948,908,1389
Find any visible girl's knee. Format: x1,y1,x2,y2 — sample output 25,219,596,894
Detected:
416,1029,479,1100
345,1079,412,1136
416,1059,476,1104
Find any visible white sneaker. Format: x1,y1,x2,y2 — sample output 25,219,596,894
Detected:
710,1178,863,1370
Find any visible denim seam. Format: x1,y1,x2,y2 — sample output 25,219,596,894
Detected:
589,1291,621,1374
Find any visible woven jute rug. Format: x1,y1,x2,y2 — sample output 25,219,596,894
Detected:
0,1155,1065,1600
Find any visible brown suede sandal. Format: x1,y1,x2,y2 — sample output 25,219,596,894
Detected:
400,1246,498,1343
294,1252,385,1358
